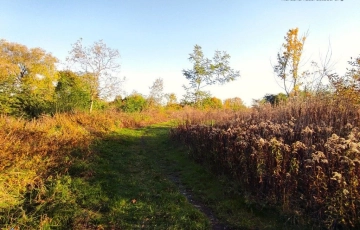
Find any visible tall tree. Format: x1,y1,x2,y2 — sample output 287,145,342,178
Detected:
0,39,58,117
182,45,240,105
66,39,124,112
0,50,19,114
147,78,164,108
273,28,307,96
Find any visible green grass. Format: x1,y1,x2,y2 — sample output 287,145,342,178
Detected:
3,121,300,229
62,124,211,229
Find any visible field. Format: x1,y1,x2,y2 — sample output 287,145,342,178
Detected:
1,97,360,229
172,96,360,229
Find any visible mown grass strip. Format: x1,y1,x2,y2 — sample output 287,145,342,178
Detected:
61,125,210,229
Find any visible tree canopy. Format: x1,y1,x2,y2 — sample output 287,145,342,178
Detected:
66,39,123,112
223,97,246,110
147,78,164,108
273,28,307,96
0,39,58,117
182,45,240,105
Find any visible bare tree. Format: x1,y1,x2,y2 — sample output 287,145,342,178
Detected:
147,78,164,107
66,38,124,112
304,40,337,94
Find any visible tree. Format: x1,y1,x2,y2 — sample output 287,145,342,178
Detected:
329,55,360,103
0,39,58,117
182,45,240,105
66,39,124,112
165,93,177,105
147,78,164,108
201,97,223,109
273,28,307,96
164,93,181,109
263,93,288,106
54,71,91,112
0,50,18,114
303,41,335,94
223,97,246,110
120,92,147,112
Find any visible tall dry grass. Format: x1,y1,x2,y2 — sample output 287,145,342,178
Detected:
171,96,360,229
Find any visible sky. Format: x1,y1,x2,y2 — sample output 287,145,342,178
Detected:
1,0,360,106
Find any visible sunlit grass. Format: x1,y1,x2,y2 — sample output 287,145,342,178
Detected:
1,109,290,229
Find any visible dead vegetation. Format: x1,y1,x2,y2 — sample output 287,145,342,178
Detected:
171,96,360,229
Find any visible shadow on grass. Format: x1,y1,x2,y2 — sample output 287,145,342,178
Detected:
49,123,302,229
66,125,210,229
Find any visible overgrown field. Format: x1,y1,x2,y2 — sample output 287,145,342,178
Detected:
0,110,170,228
171,96,360,229
3,99,360,229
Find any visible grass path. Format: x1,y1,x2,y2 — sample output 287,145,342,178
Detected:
75,123,210,229
58,122,288,229
139,124,228,230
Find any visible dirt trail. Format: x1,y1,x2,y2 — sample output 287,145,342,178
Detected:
140,132,231,230
167,171,230,230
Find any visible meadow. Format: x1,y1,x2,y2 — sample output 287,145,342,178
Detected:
1,97,359,229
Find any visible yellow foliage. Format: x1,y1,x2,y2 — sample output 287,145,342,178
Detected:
0,39,58,101
275,28,307,96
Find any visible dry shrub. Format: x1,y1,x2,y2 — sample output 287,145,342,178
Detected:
171,96,360,229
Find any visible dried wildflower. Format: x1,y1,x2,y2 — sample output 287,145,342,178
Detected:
292,141,307,153
312,151,326,163
320,159,328,164
289,120,295,127
301,126,314,136
304,159,313,164
258,138,265,146
340,156,351,164
349,142,360,154
345,123,353,130
331,172,342,183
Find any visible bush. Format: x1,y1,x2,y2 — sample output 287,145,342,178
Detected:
119,93,147,112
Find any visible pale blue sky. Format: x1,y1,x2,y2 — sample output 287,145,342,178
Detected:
1,0,359,105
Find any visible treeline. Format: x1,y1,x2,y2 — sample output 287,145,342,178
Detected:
0,39,247,118
2,27,360,119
